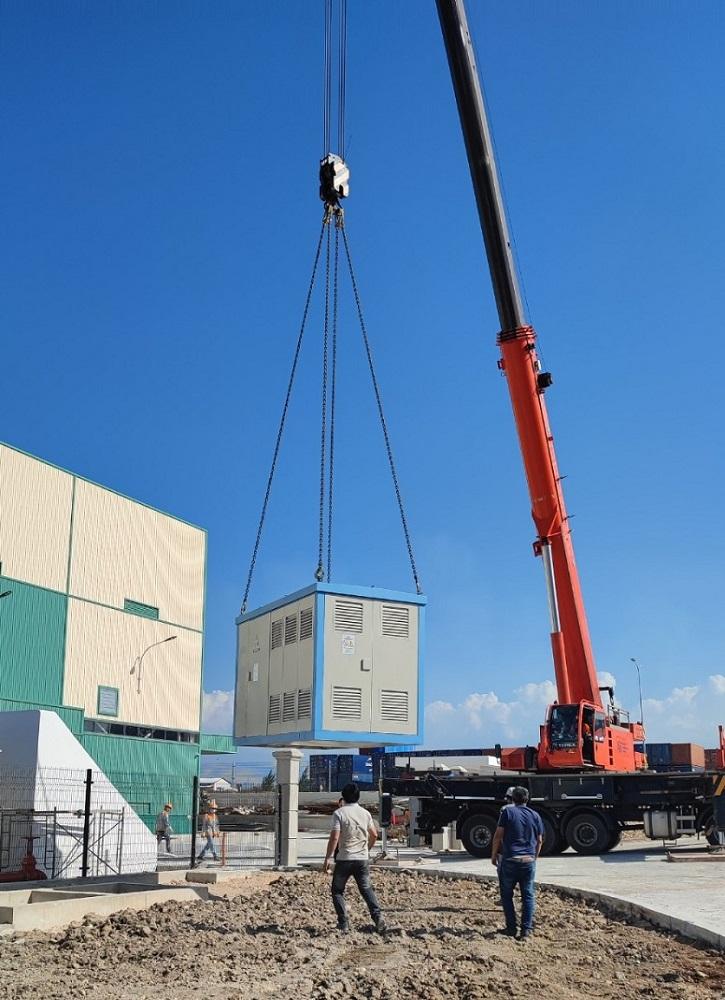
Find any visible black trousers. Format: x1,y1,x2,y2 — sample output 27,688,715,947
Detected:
331,860,381,926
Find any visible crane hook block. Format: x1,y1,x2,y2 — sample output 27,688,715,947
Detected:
320,153,350,206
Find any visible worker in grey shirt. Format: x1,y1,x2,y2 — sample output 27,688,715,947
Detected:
323,783,387,934
155,803,174,853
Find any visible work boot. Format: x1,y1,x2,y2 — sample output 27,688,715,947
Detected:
337,922,350,934
374,915,388,936
495,927,517,937
518,929,532,941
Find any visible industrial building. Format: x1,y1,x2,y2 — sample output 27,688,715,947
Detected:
0,441,233,831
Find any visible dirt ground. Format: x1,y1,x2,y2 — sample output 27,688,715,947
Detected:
0,870,723,1000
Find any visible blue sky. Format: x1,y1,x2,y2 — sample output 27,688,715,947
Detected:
3,1,725,769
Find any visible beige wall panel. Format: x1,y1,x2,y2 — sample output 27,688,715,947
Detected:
70,480,131,610
0,445,72,592
63,598,202,731
70,479,204,629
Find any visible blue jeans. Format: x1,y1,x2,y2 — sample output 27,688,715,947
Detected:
498,858,536,932
197,834,218,860
331,860,381,927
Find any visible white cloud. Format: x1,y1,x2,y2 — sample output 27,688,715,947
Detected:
425,700,455,721
515,680,556,705
598,671,617,690
645,685,700,715
202,689,235,734
709,675,725,695
423,681,557,746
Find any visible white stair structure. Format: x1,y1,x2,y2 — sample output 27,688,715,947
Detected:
0,710,156,877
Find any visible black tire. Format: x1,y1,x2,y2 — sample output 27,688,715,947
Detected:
701,812,720,846
564,812,613,855
460,813,497,858
540,813,565,856
606,827,622,851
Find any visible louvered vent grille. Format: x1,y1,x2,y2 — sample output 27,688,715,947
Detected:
282,691,296,722
297,688,312,717
381,605,410,638
271,619,283,650
268,694,281,724
334,600,363,633
299,607,313,641
284,613,298,645
380,689,409,723
332,686,363,720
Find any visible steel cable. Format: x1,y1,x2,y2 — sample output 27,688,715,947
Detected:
340,223,423,594
240,220,327,614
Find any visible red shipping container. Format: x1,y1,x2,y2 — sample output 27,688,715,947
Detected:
705,749,721,770
670,743,705,767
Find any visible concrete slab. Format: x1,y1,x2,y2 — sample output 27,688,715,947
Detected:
0,881,209,932
185,868,261,884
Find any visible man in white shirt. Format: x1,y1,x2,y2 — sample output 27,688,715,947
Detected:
323,782,387,934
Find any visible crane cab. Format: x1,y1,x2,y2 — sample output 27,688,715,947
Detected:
537,701,642,772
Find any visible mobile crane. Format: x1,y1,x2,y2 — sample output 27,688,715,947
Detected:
436,0,643,775
382,0,724,855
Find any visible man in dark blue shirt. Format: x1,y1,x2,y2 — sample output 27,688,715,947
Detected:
490,786,544,940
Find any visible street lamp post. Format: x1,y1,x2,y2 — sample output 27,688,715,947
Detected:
630,657,646,758
131,635,177,694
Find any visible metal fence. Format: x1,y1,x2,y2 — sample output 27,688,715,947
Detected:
0,765,278,882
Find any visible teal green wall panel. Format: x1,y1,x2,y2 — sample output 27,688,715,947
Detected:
0,577,67,705
80,733,199,834
200,732,236,755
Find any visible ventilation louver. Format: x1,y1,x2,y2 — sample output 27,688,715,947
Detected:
334,600,363,633
283,691,296,722
380,689,409,723
381,605,410,638
284,614,298,645
268,694,281,724
271,619,283,650
332,686,363,720
299,607,313,641
297,688,312,717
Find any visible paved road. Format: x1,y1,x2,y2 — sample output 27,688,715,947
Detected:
298,831,725,948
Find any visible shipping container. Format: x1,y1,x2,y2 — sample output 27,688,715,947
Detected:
670,743,705,768
645,743,672,766
704,749,721,770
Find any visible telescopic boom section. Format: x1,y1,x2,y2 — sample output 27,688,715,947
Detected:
435,0,601,710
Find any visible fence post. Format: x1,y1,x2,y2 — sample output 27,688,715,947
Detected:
189,775,199,870
81,769,93,878
275,784,282,867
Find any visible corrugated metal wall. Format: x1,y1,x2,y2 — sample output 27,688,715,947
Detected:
0,445,72,591
64,598,203,731
80,733,198,834
69,479,205,630
0,576,67,704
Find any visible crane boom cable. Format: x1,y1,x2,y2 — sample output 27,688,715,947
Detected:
316,224,332,581
338,0,347,156
326,221,340,582
340,224,422,595
240,220,327,614
323,0,333,153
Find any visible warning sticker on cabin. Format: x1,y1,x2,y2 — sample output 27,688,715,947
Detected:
341,633,356,655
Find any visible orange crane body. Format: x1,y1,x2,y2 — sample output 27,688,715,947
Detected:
436,0,645,771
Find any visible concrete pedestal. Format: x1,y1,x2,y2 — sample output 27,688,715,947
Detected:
273,748,303,867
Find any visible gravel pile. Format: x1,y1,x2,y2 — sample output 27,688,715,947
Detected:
0,870,722,999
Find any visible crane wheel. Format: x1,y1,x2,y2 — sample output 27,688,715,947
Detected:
564,812,613,855
460,813,497,858
539,813,566,855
